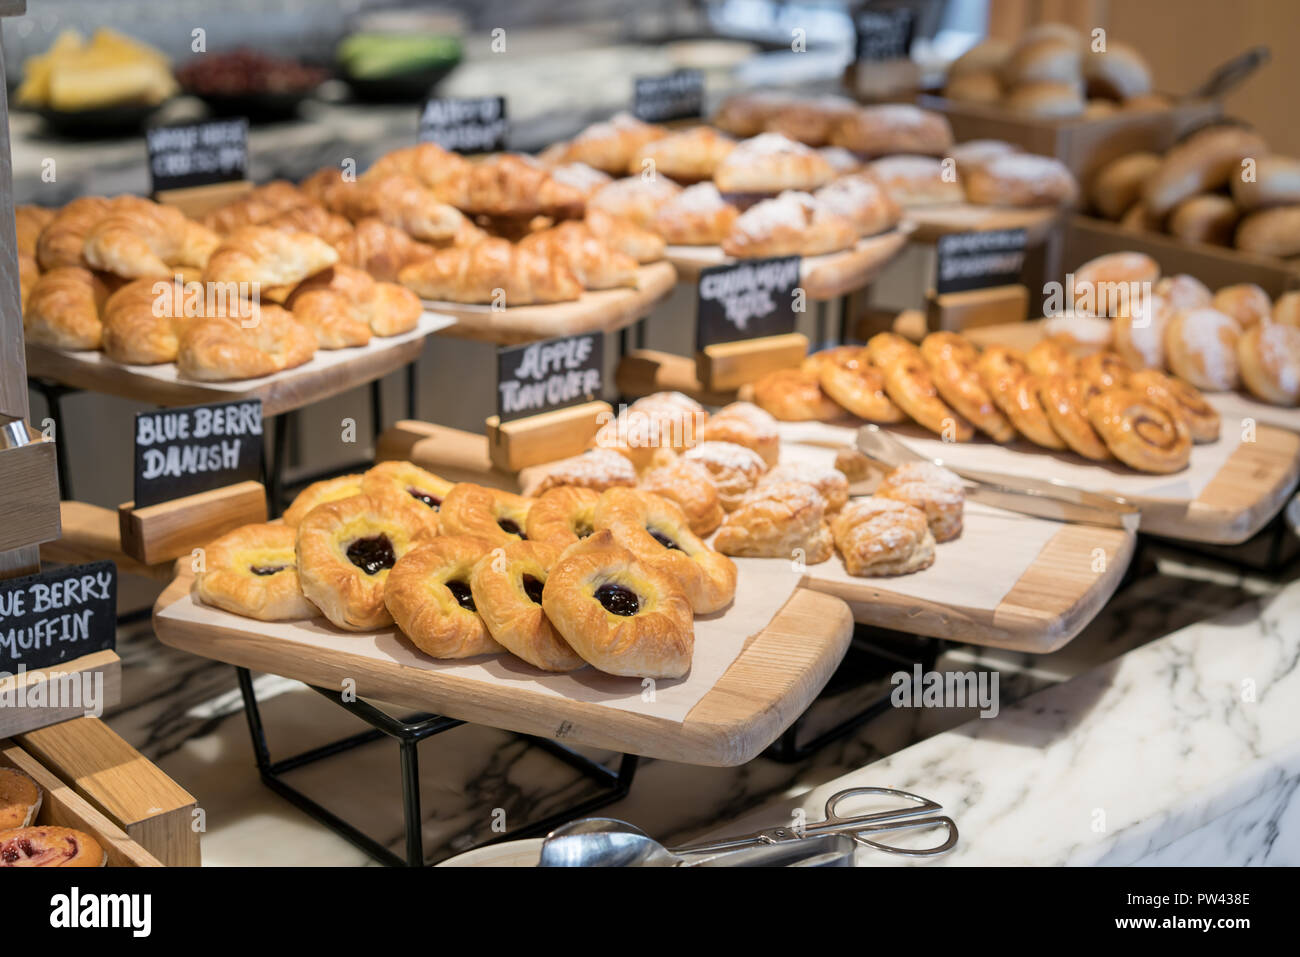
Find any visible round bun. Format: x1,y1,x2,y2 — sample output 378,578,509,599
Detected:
1084,42,1152,99
1230,154,1300,211
943,71,1002,105
1144,124,1270,217
1168,194,1239,245
1156,274,1213,313
296,493,436,631
594,487,737,613
1212,283,1272,328
1089,152,1162,220
541,531,695,679
1238,321,1300,405
1004,80,1085,118
963,152,1078,207
1164,307,1241,391
1041,313,1114,355
1235,205,1300,257
948,39,1011,78
1073,251,1161,316
194,523,317,621
1002,36,1082,87
828,104,953,158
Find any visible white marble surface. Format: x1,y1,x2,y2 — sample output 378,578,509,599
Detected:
694,572,1300,866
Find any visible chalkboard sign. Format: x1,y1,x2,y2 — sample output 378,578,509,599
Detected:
133,399,264,508
497,333,604,424
147,118,248,193
696,256,802,350
0,562,116,675
419,96,508,153
633,69,705,123
935,229,1028,295
853,8,915,62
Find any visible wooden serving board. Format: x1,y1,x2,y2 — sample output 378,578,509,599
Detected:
152,572,852,768
665,227,912,300
426,261,677,345
25,310,455,417
905,203,1062,246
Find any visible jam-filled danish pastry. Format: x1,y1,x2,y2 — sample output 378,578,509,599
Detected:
525,486,600,548
296,493,436,631
0,826,106,867
438,483,532,546
594,488,737,614
361,460,453,515
470,540,585,672
194,523,317,621
541,531,694,679
283,474,364,527
385,536,503,659
1087,388,1192,474
0,768,41,830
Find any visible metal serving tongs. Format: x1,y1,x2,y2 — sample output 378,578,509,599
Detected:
538,786,956,866
856,425,1141,531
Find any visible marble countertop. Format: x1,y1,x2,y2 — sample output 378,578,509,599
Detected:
693,565,1300,866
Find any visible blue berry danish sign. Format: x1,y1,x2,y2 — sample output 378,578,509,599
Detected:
0,561,116,676
147,118,248,193
633,69,704,123
497,333,604,423
853,7,915,62
696,255,801,350
419,96,508,153
133,399,264,508
935,229,1028,295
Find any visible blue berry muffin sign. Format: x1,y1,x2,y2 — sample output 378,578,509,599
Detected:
0,561,116,676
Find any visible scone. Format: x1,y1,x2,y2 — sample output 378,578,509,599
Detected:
681,441,768,511
714,481,833,563
831,496,936,577
874,462,965,542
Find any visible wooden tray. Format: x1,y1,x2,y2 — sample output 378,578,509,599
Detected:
0,739,163,866
802,521,1133,654
25,311,455,417
665,228,911,301
426,262,677,345
152,571,852,768
905,203,1062,246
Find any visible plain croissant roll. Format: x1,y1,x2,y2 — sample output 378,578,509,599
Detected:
202,225,340,294
347,217,438,282
202,180,312,234
516,221,639,289
35,196,111,270
82,196,220,279
432,154,587,219
23,266,110,350
177,306,317,381
399,237,583,305
337,172,463,242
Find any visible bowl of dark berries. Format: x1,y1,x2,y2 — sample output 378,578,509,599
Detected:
176,48,328,122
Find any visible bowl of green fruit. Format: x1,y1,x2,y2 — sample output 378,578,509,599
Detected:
337,28,463,102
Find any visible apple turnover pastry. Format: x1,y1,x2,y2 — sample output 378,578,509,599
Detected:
831,497,936,577
715,481,833,563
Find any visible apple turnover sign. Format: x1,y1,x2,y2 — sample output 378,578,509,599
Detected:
497,333,603,423
134,399,264,507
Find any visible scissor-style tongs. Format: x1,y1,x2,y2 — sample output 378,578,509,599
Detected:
673,785,958,860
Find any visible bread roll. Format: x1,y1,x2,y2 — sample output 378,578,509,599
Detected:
949,38,1011,78
1088,152,1160,220
1118,200,1161,233
1212,283,1272,328
1167,194,1239,245
943,71,1002,105
1230,154,1300,211
1143,124,1269,217
1235,205,1300,257
1005,80,1085,117
1084,42,1153,100
963,153,1078,207
1002,36,1083,87
865,155,963,207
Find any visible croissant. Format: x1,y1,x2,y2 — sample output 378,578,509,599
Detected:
337,173,462,242
101,276,211,365
202,181,311,234
432,154,586,218
584,208,665,263
83,197,220,279
287,264,423,347
35,196,111,270
23,266,109,350
348,217,437,281
202,225,339,298
517,221,638,289
399,237,582,305
15,205,54,257
363,142,471,195
299,166,353,214
629,126,735,182
19,255,39,309
553,112,668,175
265,204,357,264
176,305,317,381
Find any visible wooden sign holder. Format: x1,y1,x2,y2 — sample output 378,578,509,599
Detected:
484,399,611,473
118,480,267,567
377,420,517,491
155,179,253,220
695,332,808,393
925,284,1029,334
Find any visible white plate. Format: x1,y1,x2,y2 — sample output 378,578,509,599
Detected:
437,838,543,867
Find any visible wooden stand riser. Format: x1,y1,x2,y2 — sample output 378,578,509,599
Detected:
926,286,1029,333
377,420,517,491
615,350,739,405
696,333,808,392
485,400,611,472
119,481,267,567
0,438,61,554
155,180,253,219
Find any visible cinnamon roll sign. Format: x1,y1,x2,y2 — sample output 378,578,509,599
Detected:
0,561,116,673
496,333,604,423
147,118,248,193
133,399,264,507
697,255,801,350
633,69,704,123
935,228,1027,295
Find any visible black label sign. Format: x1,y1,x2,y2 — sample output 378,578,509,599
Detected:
147,118,248,193
497,333,604,423
133,399,264,508
853,8,915,62
696,256,802,350
935,229,1028,295
633,69,705,123
419,96,508,153
0,562,116,675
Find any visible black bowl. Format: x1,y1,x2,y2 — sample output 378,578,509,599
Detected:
35,100,166,138
187,86,320,123
341,60,460,103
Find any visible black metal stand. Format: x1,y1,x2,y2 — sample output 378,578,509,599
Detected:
1146,510,1300,579
234,666,639,866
